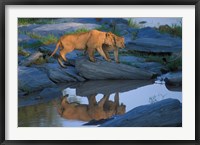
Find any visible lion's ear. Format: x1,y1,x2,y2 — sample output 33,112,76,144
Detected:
106,32,113,37
106,32,111,37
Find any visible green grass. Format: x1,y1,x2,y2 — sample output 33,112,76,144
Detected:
18,46,30,56
127,18,142,29
19,31,59,48
96,24,122,36
165,56,182,71
158,23,182,38
64,28,90,35
18,18,57,25
96,24,109,31
20,41,43,49
40,34,58,45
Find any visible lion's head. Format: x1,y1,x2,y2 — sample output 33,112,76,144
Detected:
114,36,125,49
104,32,115,46
106,32,125,49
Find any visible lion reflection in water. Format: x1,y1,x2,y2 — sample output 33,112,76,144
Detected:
57,93,126,122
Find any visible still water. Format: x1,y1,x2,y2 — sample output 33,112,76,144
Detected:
18,80,182,127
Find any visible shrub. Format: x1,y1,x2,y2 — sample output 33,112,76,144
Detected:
127,18,142,29
158,23,182,38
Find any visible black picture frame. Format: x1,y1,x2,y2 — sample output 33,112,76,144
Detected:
0,0,199,145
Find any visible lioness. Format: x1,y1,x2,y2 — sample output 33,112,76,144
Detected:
58,93,126,121
50,30,116,67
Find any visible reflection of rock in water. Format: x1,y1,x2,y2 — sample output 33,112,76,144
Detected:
57,93,126,122
74,80,154,96
165,83,182,92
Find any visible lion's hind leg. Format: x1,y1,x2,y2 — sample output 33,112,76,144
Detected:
59,46,74,62
58,56,67,68
87,48,96,62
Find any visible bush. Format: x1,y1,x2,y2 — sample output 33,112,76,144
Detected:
158,24,182,38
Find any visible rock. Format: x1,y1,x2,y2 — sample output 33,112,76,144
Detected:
119,55,145,63
19,38,41,48
54,18,128,25
23,22,100,37
18,90,28,97
115,24,136,35
19,51,44,66
137,27,165,38
135,62,166,75
18,55,26,64
120,56,165,73
100,98,182,127
39,87,62,98
164,71,182,86
113,56,166,75
127,37,182,53
125,27,182,54
19,22,100,37
38,63,85,83
18,66,55,93
18,34,31,42
75,57,155,80
65,66,86,81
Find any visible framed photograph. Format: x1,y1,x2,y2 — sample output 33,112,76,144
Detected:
1,0,199,144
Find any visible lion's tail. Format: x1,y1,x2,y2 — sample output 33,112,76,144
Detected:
50,40,61,57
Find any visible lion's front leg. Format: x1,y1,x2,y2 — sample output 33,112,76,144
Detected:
103,49,111,61
96,47,111,62
114,48,119,63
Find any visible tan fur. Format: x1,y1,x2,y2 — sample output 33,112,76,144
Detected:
50,30,116,67
58,93,126,122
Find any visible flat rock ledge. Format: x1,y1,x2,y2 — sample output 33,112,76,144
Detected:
75,57,155,80
100,98,182,127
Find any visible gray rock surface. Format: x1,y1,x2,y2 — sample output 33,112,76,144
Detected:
125,27,182,53
135,62,166,75
100,98,182,127
38,63,85,83
18,34,31,42
19,38,40,48
75,57,155,80
119,55,145,63
127,37,181,53
119,55,166,74
137,27,166,38
19,22,100,37
18,66,55,93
